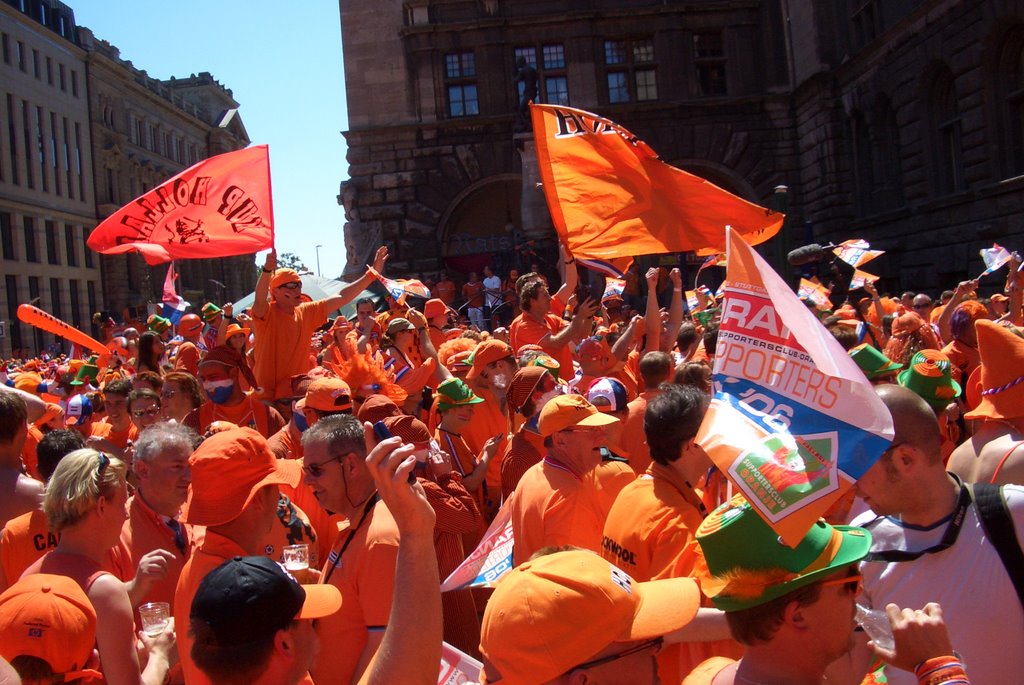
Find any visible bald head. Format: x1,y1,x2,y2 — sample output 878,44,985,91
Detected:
875,385,942,464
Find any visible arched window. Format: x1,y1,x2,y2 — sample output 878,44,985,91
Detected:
995,28,1024,177
849,109,874,214
871,95,904,211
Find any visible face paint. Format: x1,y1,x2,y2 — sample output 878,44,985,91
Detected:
490,373,509,390
293,405,309,432
202,379,234,404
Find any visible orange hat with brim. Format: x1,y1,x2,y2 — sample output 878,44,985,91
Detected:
0,574,101,682
182,427,300,526
964,320,1024,420
423,298,448,320
297,378,353,414
270,269,301,290
467,340,515,381
224,323,250,340
538,394,618,437
480,550,699,685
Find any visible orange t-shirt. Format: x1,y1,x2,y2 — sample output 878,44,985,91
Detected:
175,531,249,685
462,282,484,308
602,464,743,682
509,298,574,380
589,460,636,520
256,493,321,571
199,393,283,439
96,419,135,451
174,341,201,375
460,392,508,498
623,391,659,475
268,422,304,461
21,426,42,481
0,510,57,592
117,494,196,617
314,498,400,685
251,299,329,400
436,280,456,305
509,457,605,567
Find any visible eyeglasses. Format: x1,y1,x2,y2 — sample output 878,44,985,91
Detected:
302,455,346,478
131,407,161,418
279,282,302,291
571,638,663,672
819,572,863,595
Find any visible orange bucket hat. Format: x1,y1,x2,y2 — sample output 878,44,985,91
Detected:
182,427,300,526
964,320,1024,421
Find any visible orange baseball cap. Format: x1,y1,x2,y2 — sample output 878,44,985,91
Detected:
297,378,353,414
467,340,515,380
538,394,618,437
0,574,101,682
182,427,299,526
480,550,699,684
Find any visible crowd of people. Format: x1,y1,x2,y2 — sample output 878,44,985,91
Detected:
0,241,1020,685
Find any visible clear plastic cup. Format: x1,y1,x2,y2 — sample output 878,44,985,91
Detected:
855,603,894,651
139,601,170,637
283,544,310,574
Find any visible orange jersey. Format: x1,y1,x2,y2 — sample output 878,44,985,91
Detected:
174,341,201,375
199,393,283,439
509,297,574,379
602,464,743,682
256,493,322,571
95,418,135,451
118,494,196,617
314,498,400,685
622,391,659,475
0,510,57,592
251,299,330,400
509,457,605,567
460,392,508,495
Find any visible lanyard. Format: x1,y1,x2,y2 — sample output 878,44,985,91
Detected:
440,430,467,476
323,493,380,584
863,475,971,563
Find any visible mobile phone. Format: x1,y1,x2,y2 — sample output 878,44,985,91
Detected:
372,421,416,484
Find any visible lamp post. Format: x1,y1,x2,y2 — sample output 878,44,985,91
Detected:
315,244,323,278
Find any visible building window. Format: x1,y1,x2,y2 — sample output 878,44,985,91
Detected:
58,63,65,91
71,70,78,97
36,106,47,193
64,224,77,266
603,38,657,103
50,278,62,320
46,56,52,85
84,234,94,268
45,221,58,264
32,49,39,78
445,52,478,117
850,1,880,51
74,123,84,200
694,32,727,97
21,100,33,189
24,217,37,262
995,29,1024,178
69,279,81,329
1,33,9,65
50,112,60,196
62,117,72,199
1,213,14,260
6,95,17,186
927,67,964,195
17,41,25,72
6,275,22,353
516,44,570,105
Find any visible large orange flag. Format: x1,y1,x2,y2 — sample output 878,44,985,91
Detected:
530,104,783,259
87,145,274,265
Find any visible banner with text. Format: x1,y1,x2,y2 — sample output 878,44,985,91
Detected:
696,228,894,546
441,499,513,591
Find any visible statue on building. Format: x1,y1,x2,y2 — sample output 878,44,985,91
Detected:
339,180,382,280
514,56,538,131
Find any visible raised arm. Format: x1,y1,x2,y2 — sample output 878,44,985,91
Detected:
554,243,578,304
323,247,390,312
662,268,684,353
252,250,276,321
643,268,661,353
936,279,977,343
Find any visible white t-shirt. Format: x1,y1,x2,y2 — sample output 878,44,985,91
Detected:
483,275,502,307
852,484,1024,685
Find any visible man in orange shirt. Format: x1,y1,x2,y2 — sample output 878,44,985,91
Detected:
0,393,44,530
89,379,135,456
622,351,673,475
174,427,300,685
423,298,450,352
0,429,84,591
509,394,617,566
435,270,456,306
510,270,597,377
463,340,516,517
118,422,195,617
301,415,400,685
462,272,485,330
251,247,387,401
198,346,286,438
174,314,206,375
602,384,739,683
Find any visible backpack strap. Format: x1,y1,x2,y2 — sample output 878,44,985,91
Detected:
967,482,1024,608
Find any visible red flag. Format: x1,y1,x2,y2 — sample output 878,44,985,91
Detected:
530,104,783,259
87,145,274,265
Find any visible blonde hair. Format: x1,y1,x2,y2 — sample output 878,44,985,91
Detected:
44,449,127,532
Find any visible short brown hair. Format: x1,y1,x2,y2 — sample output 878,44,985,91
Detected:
163,372,202,410
725,581,822,646
0,392,28,443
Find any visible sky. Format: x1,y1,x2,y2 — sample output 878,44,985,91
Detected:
72,1,350,278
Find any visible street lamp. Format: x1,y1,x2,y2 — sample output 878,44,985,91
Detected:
315,244,323,278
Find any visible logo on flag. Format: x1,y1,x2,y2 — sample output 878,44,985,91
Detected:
441,500,514,591
798,278,831,311
832,239,884,268
602,277,625,303
697,228,894,546
161,263,190,325
375,274,431,305
979,243,1012,276
87,145,274,265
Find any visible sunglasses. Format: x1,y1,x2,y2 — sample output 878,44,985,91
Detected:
279,282,302,291
571,637,662,671
301,454,348,478
131,407,161,418
819,572,863,595
95,452,110,482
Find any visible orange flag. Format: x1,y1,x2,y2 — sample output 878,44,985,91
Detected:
87,145,274,265
530,104,783,259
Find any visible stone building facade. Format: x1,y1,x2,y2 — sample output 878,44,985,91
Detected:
82,34,252,316
339,0,1024,296
0,0,97,357
0,0,250,357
